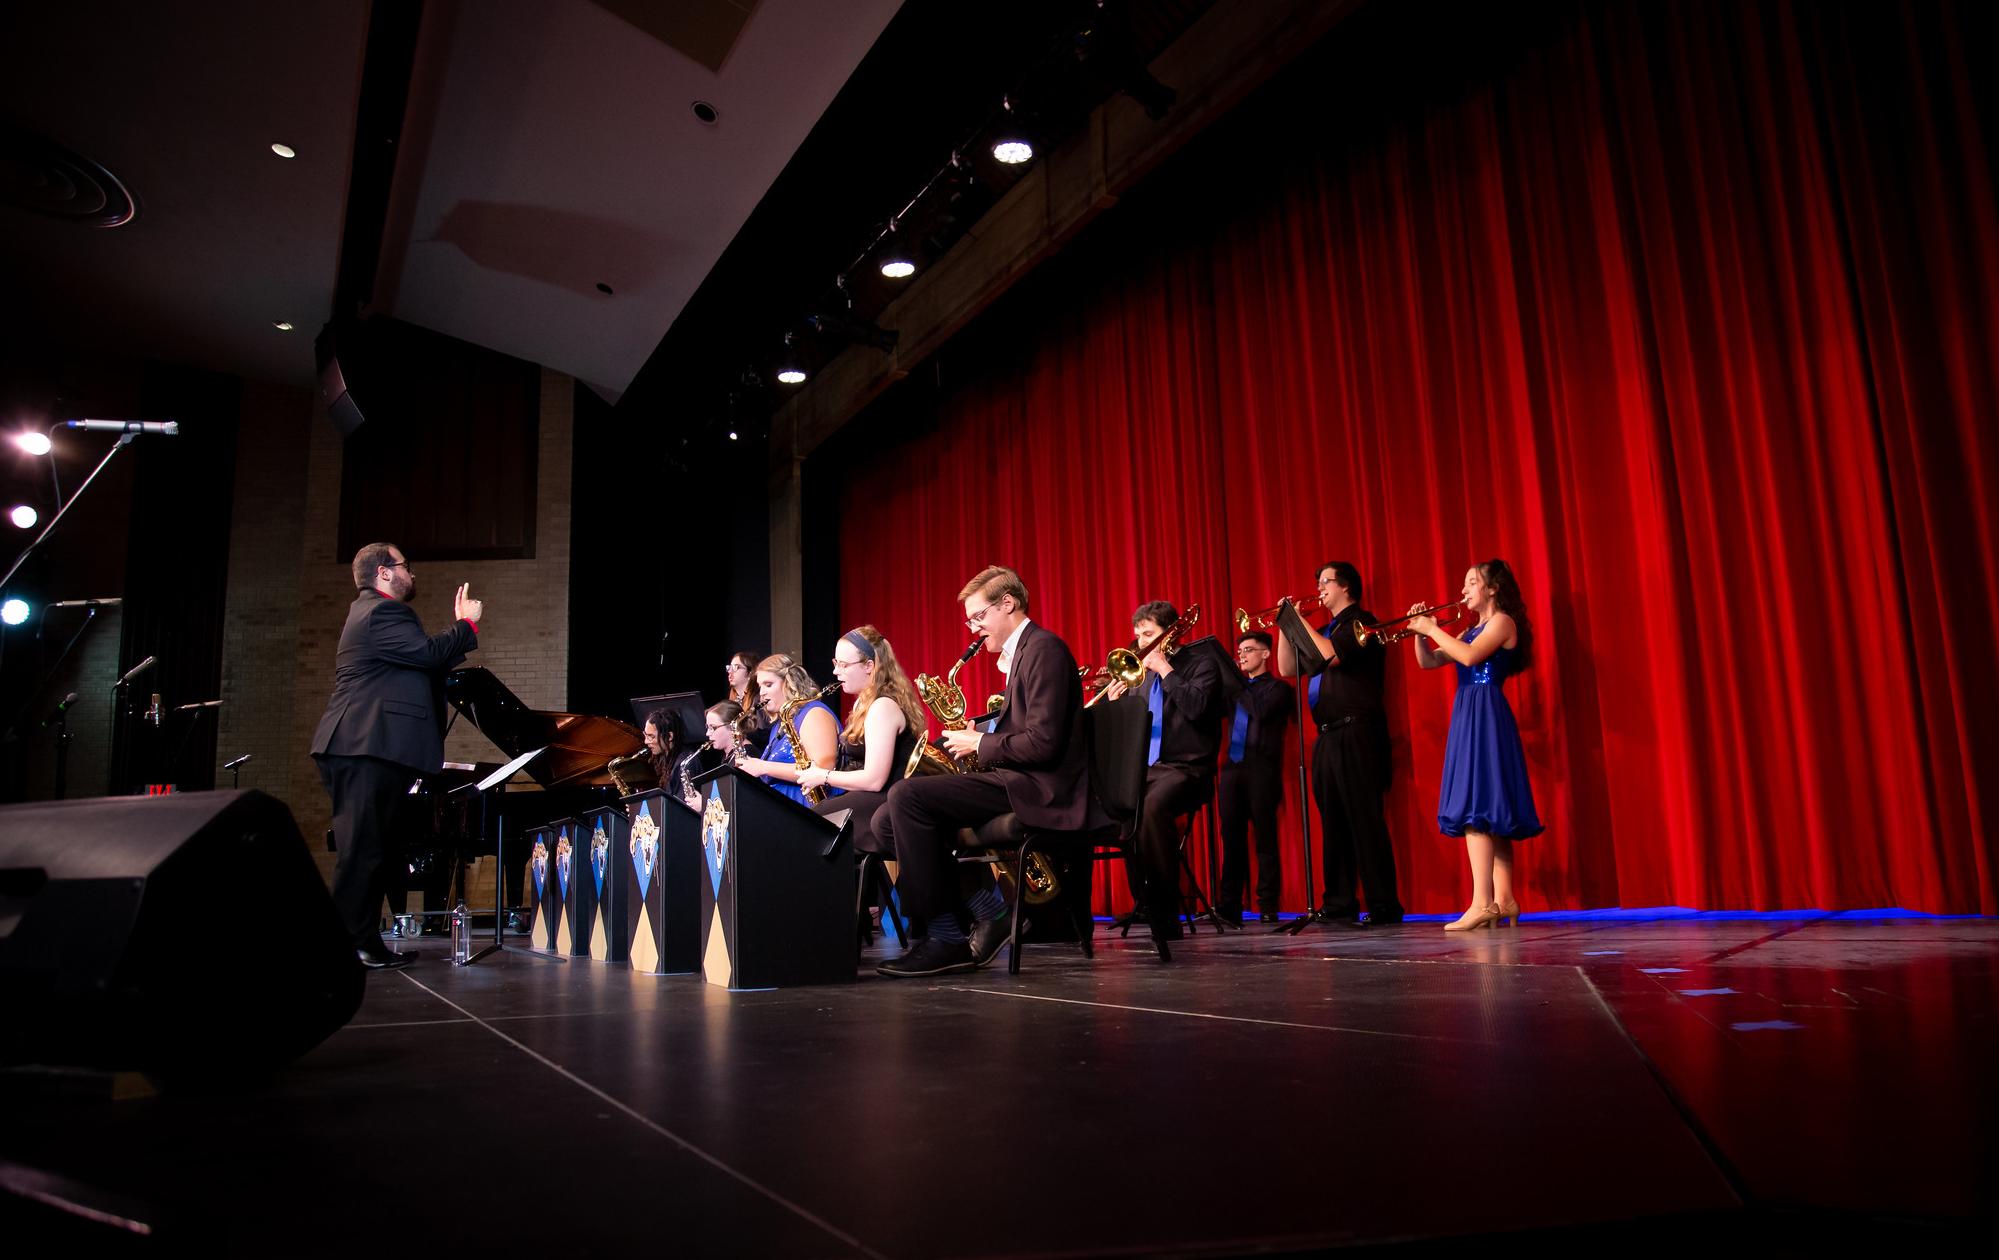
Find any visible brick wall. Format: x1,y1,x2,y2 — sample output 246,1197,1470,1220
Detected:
217,369,573,884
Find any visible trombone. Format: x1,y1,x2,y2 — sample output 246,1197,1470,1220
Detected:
1083,604,1201,708
1353,600,1465,646
1232,593,1324,637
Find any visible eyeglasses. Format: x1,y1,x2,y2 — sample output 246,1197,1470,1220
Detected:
964,600,1007,632
385,561,412,571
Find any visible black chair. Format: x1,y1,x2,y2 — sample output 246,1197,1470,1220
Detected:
955,693,1168,974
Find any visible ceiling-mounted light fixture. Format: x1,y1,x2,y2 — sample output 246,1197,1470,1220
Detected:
9,505,36,529
273,321,294,331
775,333,807,385
270,143,296,159
879,220,916,279
991,96,1034,165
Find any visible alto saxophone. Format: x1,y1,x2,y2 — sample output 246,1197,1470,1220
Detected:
679,739,713,806
913,637,1060,906
778,683,841,804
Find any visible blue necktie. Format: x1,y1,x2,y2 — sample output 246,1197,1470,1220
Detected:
1228,683,1251,763
1146,675,1164,766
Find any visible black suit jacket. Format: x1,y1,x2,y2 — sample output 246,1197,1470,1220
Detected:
1152,643,1226,771
980,621,1093,831
310,590,480,773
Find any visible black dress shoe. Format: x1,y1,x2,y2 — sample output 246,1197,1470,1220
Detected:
876,937,977,978
1148,915,1184,942
969,914,1024,968
1360,914,1405,928
1258,911,1281,924
356,947,414,970
1215,910,1244,929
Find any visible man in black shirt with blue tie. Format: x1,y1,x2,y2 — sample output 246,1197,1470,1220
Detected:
1217,630,1293,925
1276,561,1404,927
1100,600,1225,939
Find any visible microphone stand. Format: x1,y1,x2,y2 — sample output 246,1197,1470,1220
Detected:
0,433,134,593
108,656,155,796
53,706,72,800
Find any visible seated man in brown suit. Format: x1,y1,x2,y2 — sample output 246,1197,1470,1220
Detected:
876,565,1092,977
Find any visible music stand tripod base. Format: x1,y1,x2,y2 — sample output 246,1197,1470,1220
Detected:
456,747,565,966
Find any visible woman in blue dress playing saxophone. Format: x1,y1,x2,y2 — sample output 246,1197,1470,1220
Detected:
1407,559,1543,932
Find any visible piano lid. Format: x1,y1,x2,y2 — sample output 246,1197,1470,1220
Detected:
444,667,644,788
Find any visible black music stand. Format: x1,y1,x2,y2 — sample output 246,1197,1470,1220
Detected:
458,747,565,966
630,691,706,746
1273,601,1325,935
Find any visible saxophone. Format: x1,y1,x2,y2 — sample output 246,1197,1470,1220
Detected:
679,739,713,807
778,683,841,804
913,637,1060,906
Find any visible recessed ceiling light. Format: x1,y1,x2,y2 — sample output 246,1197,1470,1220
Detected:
9,505,37,529
595,282,613,295
273,321,294,331
270,143,296,159
13,433,53,456
992,139,1034,165
728,431,739,441
692,101,719,125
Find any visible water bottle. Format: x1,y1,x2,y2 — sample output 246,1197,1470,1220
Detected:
451,901,471,964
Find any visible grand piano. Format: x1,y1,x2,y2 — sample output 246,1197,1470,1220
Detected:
392,668,648,922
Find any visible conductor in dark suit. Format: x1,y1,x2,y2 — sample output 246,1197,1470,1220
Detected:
1097,600,1225,939
876,565,1092,977
311,542,483,968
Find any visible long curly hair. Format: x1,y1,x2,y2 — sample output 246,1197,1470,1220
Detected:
1476,558,1533,672
837,625,927,744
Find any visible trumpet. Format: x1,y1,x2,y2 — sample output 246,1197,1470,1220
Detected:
1353,600,1465,646
1084,604,1201,708
1233,594,1324,636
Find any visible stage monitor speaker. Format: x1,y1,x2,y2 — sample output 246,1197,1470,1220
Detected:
0,790,364,1079
314,321,367,437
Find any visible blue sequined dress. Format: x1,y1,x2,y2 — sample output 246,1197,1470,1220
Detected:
761,699,844,807
1436,624,1542,840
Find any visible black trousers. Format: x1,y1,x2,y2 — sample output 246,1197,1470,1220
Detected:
879,772,1014,926
1311,714,1403,921
1124,762,1214,916
1218,754,1284,915
317,754,417,946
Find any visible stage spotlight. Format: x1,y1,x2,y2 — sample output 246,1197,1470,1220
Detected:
879,220,915,279
9,505,36,529
1,597,29,626
992,95,1034,165
14,432,53,456
775,333,807,385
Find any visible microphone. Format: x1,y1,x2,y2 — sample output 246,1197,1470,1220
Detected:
65,419,180,436
222,754,252,770
115,655,157,687
146,693,162,727
40,692,79,727
48,597,124,608
175,699,222,711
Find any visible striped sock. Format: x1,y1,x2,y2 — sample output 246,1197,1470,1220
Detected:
926,915,967,944
967,888,1005,923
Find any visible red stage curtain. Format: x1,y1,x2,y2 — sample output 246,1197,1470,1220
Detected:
832,1,1999,915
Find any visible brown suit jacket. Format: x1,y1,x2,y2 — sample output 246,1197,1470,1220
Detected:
980,620,1093,831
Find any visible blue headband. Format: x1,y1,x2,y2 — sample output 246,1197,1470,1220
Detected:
842,630,876,661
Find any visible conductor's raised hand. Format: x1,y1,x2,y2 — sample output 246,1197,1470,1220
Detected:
455,583,485,624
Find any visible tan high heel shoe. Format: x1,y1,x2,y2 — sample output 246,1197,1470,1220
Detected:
1494,901,1521,926
1443,905,1501,932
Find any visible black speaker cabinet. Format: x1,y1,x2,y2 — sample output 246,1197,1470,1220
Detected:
0,790,364,1077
